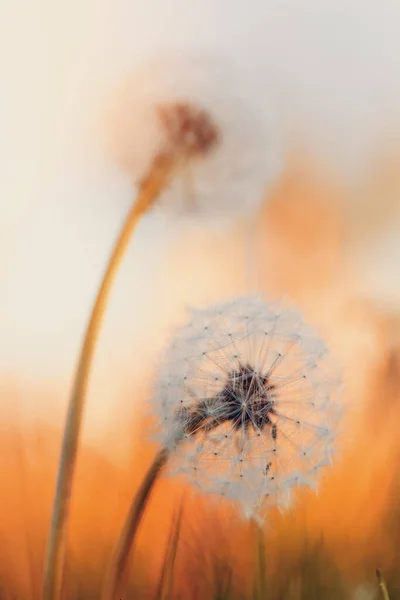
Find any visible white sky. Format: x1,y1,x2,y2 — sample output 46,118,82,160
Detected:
1,0,400,456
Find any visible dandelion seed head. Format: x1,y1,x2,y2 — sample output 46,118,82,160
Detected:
153,296,341,518
108,53,284,221
157,102,219,159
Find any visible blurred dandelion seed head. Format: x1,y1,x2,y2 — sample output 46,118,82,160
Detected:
107,53,284,220
153,296,342,518
157,102,219,159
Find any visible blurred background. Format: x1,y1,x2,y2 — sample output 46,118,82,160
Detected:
1,0,400,597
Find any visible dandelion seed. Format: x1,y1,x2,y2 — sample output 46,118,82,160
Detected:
154,295,342,517
108,53,284,220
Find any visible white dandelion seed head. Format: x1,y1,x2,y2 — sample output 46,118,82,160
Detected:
108,52,284,222
153,295,342,519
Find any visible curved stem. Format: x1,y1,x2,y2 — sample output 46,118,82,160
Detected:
102,447,170,600
42,153,175,600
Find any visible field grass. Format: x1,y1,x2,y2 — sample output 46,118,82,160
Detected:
0,413,399,600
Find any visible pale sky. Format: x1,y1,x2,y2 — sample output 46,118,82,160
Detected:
2,0,400,458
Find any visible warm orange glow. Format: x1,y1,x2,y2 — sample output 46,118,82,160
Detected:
2,157,400,597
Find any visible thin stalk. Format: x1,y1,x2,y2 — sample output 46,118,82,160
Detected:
102,447,170,600
251,518,267,600
42,153,176,600
376,569,391,600
155,494,185,600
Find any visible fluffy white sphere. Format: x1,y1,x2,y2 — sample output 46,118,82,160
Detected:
107,53,284,222
153,296,342,518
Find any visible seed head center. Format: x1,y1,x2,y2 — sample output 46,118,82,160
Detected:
157,102,220,158
178,363,277,436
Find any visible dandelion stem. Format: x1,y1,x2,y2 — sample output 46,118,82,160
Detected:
102,447,170,600
376,568,391,600
42,153,176,600
251,518,267,600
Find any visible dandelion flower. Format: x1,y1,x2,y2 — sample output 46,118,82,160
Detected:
108,53,284,220
154,295,341,517
103,295,341,600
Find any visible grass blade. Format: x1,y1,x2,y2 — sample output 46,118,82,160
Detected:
376,569,391,600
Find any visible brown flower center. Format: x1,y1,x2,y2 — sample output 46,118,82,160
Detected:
157,102,220,158
178,364,278,439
